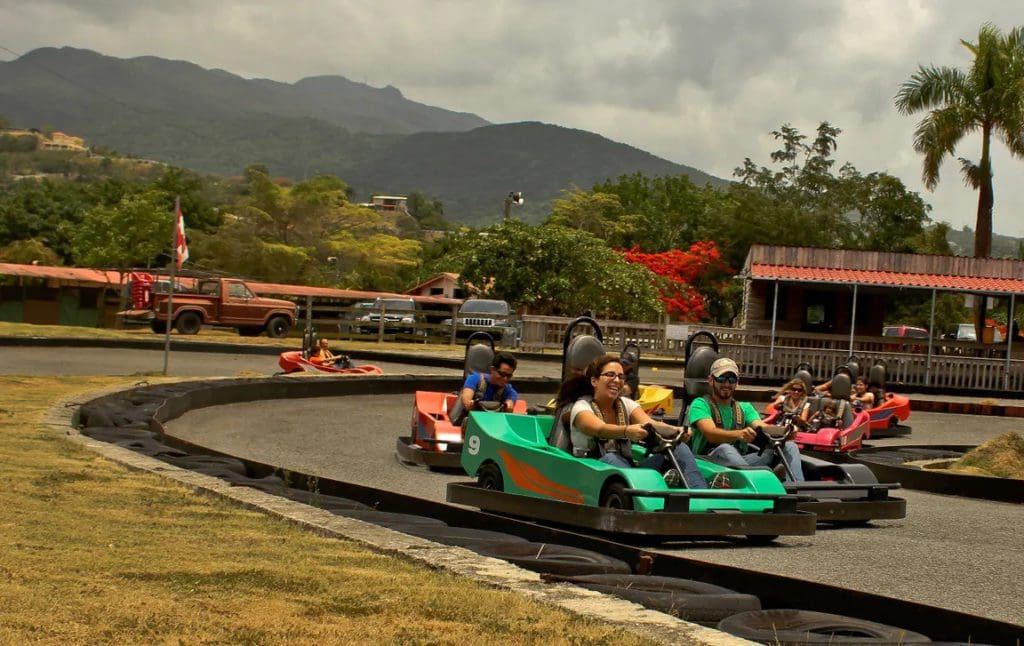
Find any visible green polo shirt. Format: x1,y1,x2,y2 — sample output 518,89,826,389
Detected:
688,396,760,455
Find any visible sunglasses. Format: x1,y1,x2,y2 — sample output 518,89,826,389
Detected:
713,374,738,384
599,371,626,381
493,369,514,379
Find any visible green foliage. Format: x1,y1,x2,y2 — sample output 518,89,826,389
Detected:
68,189,173,268
406,191,451,230
0,238,63,265
885,291,969,335
895,22,1024,257
448,220,661,320
0,134,39,153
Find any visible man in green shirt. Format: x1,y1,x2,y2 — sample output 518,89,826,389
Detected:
688,358,804,482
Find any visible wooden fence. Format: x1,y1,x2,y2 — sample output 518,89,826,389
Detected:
519,315,1024,393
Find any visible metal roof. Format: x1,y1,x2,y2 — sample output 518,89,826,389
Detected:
749,264,1024,295
0,263,460,305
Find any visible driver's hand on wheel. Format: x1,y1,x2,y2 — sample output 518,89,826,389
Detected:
624,424,648,441
738,426,757,443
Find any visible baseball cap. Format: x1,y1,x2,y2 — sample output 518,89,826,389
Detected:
709,358,739,378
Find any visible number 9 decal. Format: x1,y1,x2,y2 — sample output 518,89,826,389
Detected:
467,434,481,456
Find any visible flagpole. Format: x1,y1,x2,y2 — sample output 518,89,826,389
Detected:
162,196,180,376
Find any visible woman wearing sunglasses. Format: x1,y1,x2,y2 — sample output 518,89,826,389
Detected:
689,358,804,482
554,354,708,489
771,378,812,426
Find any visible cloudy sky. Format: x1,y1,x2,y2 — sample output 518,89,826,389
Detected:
2,0,1023,236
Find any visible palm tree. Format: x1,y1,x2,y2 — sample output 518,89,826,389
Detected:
895,23,1024,259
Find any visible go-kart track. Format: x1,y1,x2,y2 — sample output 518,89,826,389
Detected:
8,344,1023,641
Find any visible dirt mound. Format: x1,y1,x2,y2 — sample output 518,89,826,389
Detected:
948,432,1024,479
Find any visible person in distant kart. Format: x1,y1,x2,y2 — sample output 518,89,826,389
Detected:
689,358,805,482
458,352,519,416
850,376,875,409
311,338,352,368
814,365,853,397
808,401,841,432
771,378,812,426
555,353,708,489
619,349,640,398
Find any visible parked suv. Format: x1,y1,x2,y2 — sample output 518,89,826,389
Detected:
442,298,517,345
882,325,930,352
358,297,420,335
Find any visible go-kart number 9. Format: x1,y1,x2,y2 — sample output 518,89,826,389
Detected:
467,435,481,456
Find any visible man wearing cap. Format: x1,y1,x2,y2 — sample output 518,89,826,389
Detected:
689,357,804,482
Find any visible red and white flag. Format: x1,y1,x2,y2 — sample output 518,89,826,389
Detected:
174,203,189,271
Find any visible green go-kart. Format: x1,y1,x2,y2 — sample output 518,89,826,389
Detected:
447,411,817,542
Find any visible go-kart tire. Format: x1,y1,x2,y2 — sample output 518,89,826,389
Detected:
559,574,761,623
265,315,291,339
163,454,248,477
600,481,634,510
175,311,202,335
745,535,779,545
332,510,448,529
477,462,504,491
114,437,188,458
473,541,631,576
716,609,931,645
80,426,157,443
387,525,529,549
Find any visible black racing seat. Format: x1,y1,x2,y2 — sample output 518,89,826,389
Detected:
681,345,719,425
547,404,573,453
827,374,854,427
464,343,495,380
869,363,887,402
565,334,606,379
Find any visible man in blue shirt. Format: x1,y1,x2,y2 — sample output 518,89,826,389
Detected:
457,352,519,420
689,357,804,481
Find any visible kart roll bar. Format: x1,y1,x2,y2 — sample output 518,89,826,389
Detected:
561,316,603,383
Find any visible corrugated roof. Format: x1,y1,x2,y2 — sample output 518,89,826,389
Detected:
0,263,460,305
750,264,1024,294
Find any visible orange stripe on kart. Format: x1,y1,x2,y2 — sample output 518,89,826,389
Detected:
499,449,584,504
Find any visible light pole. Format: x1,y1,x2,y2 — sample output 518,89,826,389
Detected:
503,191,524,220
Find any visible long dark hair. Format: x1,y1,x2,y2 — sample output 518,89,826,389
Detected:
555,353,621,407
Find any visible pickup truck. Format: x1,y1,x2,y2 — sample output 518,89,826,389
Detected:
120,276,298,338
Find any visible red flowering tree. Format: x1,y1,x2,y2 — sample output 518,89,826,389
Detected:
620,241,734,322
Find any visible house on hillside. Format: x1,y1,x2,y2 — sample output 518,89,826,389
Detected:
364,195,409,214
405,272,463,299
1,129,87,152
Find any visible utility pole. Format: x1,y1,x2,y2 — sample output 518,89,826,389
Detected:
503,191,524,220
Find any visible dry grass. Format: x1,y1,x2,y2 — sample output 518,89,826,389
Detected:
0,375,651,645
948,432,1024,479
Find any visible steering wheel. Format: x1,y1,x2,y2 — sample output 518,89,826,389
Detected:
476,400,506,413
640,422,684,454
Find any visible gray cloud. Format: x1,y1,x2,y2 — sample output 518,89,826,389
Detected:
1,0,1022,235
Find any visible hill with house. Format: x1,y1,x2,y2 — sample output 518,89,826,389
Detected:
0,47,726,225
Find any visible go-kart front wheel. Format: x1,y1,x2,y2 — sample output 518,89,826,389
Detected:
600,481,634,510
478,463,504,491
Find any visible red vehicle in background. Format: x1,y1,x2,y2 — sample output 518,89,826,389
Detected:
882,325,930,353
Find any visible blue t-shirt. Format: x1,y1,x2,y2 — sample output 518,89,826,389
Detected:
688,396,760,455
462,372,518,403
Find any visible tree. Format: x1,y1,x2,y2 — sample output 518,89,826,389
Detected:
0,238,62,265
449,220,662,320
895,23,1024,259
620,241,734,322
68,190,174,268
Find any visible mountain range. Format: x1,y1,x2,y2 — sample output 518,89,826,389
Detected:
0,47,726,223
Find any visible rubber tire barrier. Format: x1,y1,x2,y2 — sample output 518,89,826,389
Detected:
332,509,448,529
163,454,249,477
557,574,761,624
114,438,188,458
716,609,932,645
385,525,529,549
473,541,631,576
81,426,157,443
283,490,371,512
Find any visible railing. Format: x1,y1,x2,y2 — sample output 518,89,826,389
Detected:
519,315,1024,393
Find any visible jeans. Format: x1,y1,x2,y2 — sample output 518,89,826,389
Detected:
707,442,805,482
600,444,709,489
